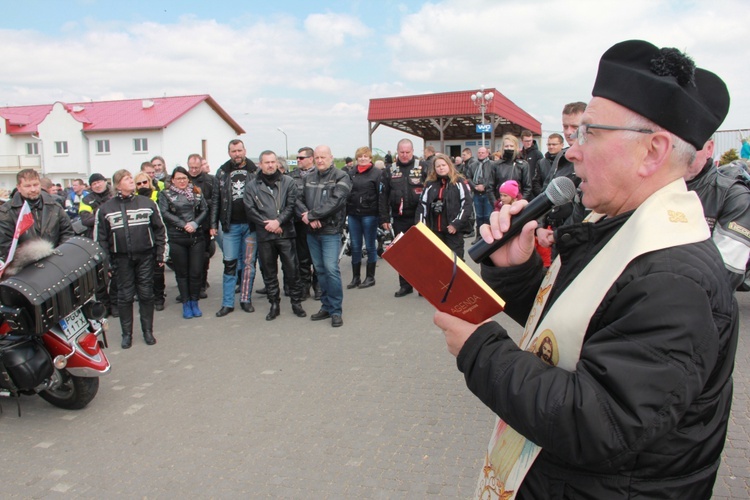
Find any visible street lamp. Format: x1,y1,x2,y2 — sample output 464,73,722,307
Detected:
470,87,494,146
276,127,289,159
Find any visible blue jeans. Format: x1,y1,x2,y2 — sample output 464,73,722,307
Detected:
221,223,256,308
348,214,378,265
307,233,343,316
473,193,492,228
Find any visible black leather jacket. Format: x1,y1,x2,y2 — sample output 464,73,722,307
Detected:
346,164,384,219
296,165,352,235
417,178,473,233
210,158,257,231
96,193,167,262
244,173,298,241
157,186,208,239
687,158,750,289
0,191,75,261
188,172,214,231
489,157,532,202
380,157,425,220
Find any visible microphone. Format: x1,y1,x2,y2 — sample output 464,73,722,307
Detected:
468,177,577,264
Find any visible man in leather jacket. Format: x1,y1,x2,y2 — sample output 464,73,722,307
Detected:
0,169,75,263
296,145,351,328
379,138,425,297
289,147,319,300
244,151,306,321
188,154,215,298
685,139,750,290
211,139,258,317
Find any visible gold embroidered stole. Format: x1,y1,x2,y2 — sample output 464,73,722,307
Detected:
474,179,710,500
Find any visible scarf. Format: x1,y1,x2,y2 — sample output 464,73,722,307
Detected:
357,163,373,174
261,170,282,188
169,183,194,201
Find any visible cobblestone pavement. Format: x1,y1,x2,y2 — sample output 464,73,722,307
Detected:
0,253,748,498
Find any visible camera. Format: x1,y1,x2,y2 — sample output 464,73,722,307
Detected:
431,200,444,214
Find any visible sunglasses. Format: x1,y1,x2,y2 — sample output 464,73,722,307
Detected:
297,156,309,160
136,181,150,186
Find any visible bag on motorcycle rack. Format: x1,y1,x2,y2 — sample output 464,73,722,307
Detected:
0,237,107,335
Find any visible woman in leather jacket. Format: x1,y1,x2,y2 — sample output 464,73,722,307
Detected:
157,167,208,319
490,134,533,202
417,154,473,259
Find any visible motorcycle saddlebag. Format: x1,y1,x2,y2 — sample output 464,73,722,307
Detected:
0,237,107,335
0,336,53,391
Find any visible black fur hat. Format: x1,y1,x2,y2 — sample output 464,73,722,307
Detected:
592,40,729,149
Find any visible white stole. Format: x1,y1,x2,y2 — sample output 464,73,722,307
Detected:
474,179,710,500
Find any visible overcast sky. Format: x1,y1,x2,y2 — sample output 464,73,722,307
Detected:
2,0,747,160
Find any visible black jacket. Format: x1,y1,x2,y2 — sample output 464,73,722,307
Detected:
210,158,258,232
296,165,352,235
346,164,384,220
416,178,473,233
188,172,214,231
542,149,586,228
96,193,167,262
78,189,114,238
464,157,493,194
380,157,425,220
460,212,738,499
519,141,544,183
0,191,75,261
157,186,208,240
489,157,532,202
244,173,298,242
687,158,750,289
532,151,556,197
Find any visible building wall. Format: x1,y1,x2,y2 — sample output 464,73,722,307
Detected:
161,101,240,171
85,129,164,179
37,102,87,181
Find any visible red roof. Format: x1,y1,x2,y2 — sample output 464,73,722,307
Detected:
368,88,541,134
0,95,244,135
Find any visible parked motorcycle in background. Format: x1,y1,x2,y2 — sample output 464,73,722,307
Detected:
0,237,110,414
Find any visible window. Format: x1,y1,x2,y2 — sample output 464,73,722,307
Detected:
134,138,148,152
26,142,39,155
96,139,110,154
55,141,68,155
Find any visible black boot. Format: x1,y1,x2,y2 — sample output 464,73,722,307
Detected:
347,263,361,289
292,302,306,318
140,300,156,345
313,282,322,300
266,302,280,321
119,302,134,349
359,262,376,288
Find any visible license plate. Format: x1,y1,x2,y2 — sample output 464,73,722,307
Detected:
59,308,88,339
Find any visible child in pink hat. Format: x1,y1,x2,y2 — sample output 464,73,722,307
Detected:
494,180,520,211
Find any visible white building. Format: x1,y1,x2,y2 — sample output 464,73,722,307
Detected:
0,95,245,190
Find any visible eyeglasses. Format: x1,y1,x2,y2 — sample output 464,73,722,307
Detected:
297,156,309,160
136,181,150,186
572,124,654,146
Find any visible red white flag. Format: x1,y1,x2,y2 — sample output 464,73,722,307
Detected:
0,201,35,277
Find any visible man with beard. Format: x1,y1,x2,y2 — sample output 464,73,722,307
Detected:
0,169,74,262
380,138,425,297
211,139,258,317
244,150,306,321
187,154,215,299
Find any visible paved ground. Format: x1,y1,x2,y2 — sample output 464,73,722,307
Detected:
0,252,748,498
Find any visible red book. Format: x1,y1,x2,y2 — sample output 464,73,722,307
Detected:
383,223,505,324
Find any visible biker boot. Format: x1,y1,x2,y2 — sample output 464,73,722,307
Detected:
182,301,194,319
313,282,322,301
347,263,361,289
359,262,376,288
119,303,134,349
266,302,281,321
140,301,157,345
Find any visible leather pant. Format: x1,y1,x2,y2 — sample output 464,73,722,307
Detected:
113,252,155,335
257,238,304,304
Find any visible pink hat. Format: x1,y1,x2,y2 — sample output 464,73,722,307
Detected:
499,180,520,199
